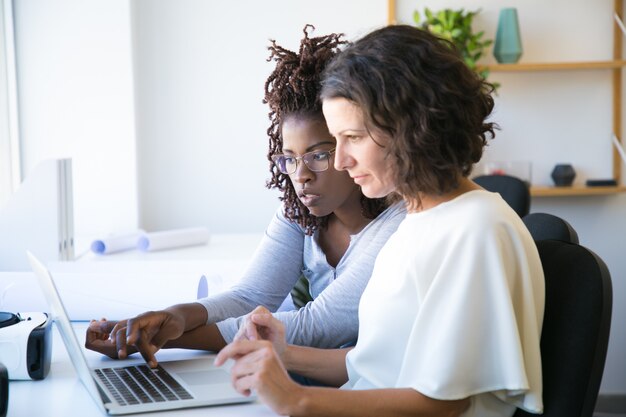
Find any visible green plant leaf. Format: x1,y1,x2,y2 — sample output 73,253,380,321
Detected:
451,28,463,38
413,6,498,93
413,10,421,25
437,10,447,23
424,8,434,21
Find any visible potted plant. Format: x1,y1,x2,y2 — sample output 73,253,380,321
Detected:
414,8,498,90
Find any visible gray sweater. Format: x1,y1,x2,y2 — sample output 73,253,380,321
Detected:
197,202,406,348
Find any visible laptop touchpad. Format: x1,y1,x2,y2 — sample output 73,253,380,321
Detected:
177,369,231,386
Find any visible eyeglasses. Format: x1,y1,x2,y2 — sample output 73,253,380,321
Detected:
271,148,336,175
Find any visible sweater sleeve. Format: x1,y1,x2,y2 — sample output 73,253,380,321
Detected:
196,206,304,334
219,202,406,347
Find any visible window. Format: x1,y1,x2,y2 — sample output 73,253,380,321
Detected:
0,0,21,208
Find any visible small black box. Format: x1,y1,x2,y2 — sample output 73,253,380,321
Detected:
585,179,617,187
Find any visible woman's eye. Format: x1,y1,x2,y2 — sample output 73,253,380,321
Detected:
283,156,296,164
313,152,329,161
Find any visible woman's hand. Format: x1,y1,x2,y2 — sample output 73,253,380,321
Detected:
85,309,187,368
120,310,187,367
85,318,138,359
233,306,287,360
214,339,303,415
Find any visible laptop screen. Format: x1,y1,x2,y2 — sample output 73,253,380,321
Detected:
27,251,108,413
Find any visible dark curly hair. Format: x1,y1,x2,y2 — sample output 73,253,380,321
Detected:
264,25,388,234
321,25,497,209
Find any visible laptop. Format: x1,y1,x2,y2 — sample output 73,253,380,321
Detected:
27,251,254,415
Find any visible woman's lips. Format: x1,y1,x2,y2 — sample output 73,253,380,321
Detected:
299,191,321,206
351,174,368,185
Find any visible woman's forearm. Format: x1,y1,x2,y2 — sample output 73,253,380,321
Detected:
282,345,351,387
161,303,227,351
164,302,208,332
289,386,469,417
162,323,227,352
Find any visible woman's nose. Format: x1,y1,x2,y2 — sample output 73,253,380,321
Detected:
334,142,353,171
292,160,314,183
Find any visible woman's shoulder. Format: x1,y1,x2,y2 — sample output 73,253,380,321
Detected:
268,204,307,234
357,201,407,240
449,190,515,221
376,200,408,222
449,191,532,246
410,190,523,239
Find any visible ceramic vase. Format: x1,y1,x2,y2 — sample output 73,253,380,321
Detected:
493,8,523,64
551,164,576,187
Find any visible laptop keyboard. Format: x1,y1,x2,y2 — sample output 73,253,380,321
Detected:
94,364,193,406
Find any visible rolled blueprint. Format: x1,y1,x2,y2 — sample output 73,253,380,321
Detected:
91,230,145,255
137,227,210,252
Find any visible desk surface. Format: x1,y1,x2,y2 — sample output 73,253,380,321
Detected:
6,322,278,417
0,233,265,321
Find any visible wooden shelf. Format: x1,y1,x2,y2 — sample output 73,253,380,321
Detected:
530,185,626,197
387,0,626,197
482,60,626,72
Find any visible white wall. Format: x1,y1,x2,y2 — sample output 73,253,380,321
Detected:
131,0,388,234
13,0,138,246
399,0,626,394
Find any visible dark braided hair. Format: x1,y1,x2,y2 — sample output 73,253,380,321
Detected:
264,25,388,235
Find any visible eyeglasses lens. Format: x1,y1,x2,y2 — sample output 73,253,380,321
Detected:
273,150,333,174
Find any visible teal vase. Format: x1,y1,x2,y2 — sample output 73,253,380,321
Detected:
493,8,523,64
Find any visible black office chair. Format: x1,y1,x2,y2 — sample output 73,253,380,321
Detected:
523,212,579,244
514,240,613,417
474,174,530,217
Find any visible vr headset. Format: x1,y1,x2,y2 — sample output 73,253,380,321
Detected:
0,312,52,380
0,362,7,417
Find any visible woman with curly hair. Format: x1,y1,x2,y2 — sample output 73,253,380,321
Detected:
85,26,406,369
217,25,544,417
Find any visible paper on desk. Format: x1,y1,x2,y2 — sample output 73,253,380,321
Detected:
0,270,224,321
137,227,210,252
90,230,145,255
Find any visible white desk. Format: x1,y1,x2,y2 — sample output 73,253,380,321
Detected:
6,322,279,417
0,233,265,320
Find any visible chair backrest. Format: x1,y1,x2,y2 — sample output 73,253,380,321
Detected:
514,240,612,417
523,212,579,244
474,174,530,217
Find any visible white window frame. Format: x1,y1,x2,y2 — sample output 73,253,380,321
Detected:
0,0,21,207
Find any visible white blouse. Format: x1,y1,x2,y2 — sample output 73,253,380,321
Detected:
344,190,544,417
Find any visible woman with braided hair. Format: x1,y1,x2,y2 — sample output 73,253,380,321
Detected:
85,25,406,369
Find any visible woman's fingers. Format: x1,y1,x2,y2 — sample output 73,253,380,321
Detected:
109,320,127,334
241,317,260,341
251,305,271,315
217,340,279,396
133,329,159,368
85,321,119,358
231,373,256,397
234,306,271,342
87,318,117,338
218,339,300,412
215,339,261,366
250,311,282,336
114,325,129,359
229,342,274,376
